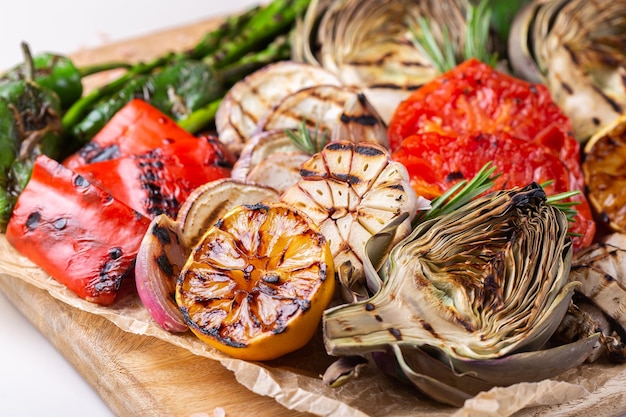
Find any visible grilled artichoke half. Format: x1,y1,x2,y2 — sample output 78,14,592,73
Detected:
323,183,599,406
508,0,626,142
293,0,470,123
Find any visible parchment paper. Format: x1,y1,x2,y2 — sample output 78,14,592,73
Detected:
1,235,625,417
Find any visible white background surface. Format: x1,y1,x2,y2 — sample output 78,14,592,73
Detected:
0,1,258,416
0,1,260,71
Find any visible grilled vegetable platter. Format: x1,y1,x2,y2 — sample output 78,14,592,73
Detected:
1,0,626,416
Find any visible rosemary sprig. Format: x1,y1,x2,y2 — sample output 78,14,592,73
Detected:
285,118,329,155
538,179,581,224
464,0,498,67
408,0,498,73
416,162,500,224
410,18,457,73
546,190,581,225
415,163,581,230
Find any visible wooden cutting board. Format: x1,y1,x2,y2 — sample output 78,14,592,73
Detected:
0,276,311,417
0,15,313,417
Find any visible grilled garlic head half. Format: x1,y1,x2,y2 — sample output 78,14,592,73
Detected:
281,140,428,301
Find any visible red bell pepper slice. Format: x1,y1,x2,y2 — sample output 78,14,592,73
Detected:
73,139,232,219
6,155,151,305
63,99,236,169
63,99,234,219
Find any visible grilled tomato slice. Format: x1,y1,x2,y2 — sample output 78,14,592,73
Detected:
392,131,595,251
387,58,583,189
175,202,335,361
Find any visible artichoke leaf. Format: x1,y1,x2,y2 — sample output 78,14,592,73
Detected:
389,345,474,407
443,331,600,386
295,0,469,123
362,211,412,295
508,0,626,142
321,354,369,387
324,184,575,362
376,333,599,407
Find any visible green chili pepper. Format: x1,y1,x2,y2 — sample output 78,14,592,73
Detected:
0,79,65,160
70,60,224,141
71,30,293,140
0,44,66,231
146,60,224,119
61,53,175,133
1,48,132,110
0,84,59,231
69,75,151,143
0,99,19,186
1,52,83,109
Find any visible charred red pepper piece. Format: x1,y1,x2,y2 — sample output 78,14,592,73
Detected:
74,141,232,219
63,98,235,170
6,155,151,305
63,99,233,219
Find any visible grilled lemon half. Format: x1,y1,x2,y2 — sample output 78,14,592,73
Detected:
583,115,626,234
176,202,335,361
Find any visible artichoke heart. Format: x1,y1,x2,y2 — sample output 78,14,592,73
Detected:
324,183,579,361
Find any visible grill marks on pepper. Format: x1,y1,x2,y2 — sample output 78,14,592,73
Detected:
53,218,67,230
73,175,90,188
78,143,121,164
24,211,41,230
136,150,180,217
98,248,126,288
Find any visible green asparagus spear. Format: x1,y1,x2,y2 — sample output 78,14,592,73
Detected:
64,0,310,142
176,98,222,133
187,5,262,59
205,0,311,69
218,33,291,85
